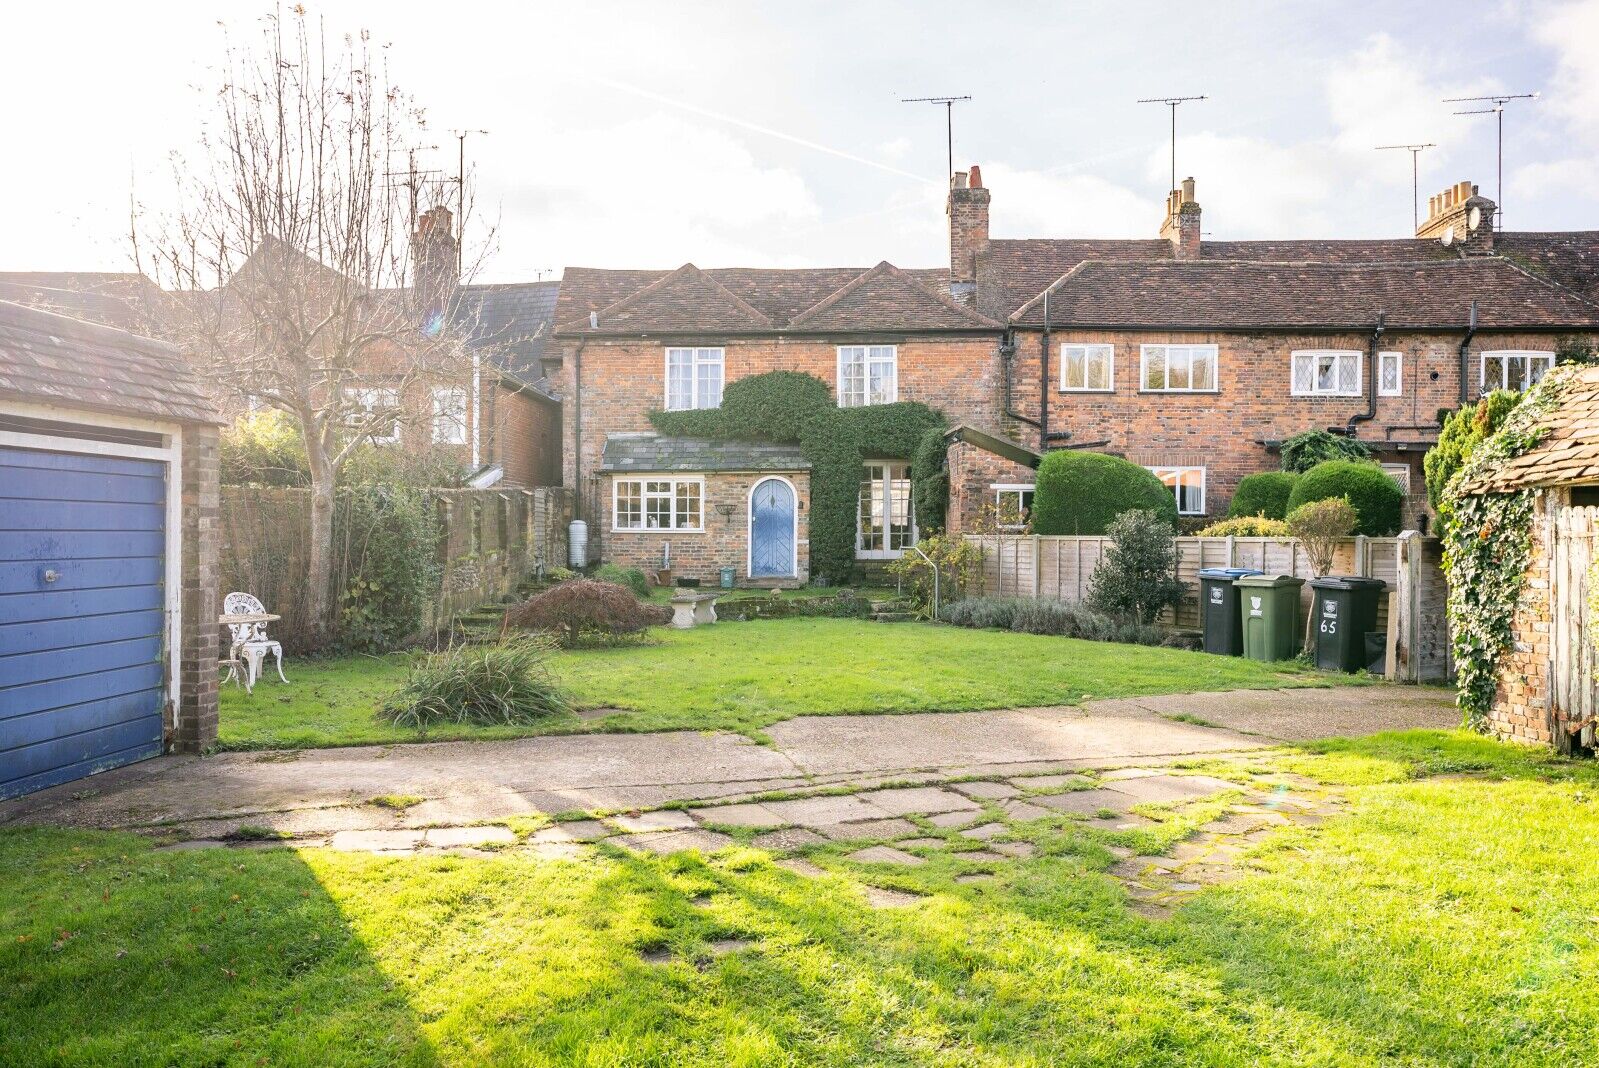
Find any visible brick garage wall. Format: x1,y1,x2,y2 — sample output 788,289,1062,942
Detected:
488,386,560,488
601,470,810,588
559,336,1003,492
946,440,1037,534
1007,328,1597,524
1488,501,1553,745
176,424,220,753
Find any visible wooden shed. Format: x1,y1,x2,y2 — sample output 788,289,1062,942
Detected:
0,300,223,800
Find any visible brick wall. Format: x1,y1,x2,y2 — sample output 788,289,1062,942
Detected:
176,424,220,752
489,387,560,488
601,470,810,588
946,440,1037,534
559,335,1004,494
1488,500,1554,745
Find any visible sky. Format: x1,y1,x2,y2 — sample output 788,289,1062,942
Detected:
4,1,1596,283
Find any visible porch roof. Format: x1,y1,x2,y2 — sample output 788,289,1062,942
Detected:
600,433,809,474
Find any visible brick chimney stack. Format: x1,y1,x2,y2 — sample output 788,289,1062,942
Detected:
947,165,990,307
412,205,459,326
1416,179,1495,254
1159,176,1201,260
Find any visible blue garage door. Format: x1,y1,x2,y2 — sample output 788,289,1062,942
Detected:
0,445,168,801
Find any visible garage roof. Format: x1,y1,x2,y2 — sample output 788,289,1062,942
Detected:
0,300,221,425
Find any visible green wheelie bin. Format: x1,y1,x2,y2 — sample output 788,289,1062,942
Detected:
1235,574,1305,662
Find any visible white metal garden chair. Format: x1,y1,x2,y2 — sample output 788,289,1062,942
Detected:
223,591,289,689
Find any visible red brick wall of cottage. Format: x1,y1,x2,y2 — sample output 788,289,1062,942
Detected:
600,470,811,587
995,328,1599,526
488,388,560,489
1488,494,1554,746
947,441,1038,534
558,335,1004,494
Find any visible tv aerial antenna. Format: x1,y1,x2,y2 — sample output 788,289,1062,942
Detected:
1444,92,1538,229
1375,143,1437,231
900,95,972,183
1137,95,1207,193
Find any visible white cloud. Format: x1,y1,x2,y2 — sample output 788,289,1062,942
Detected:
1533,0,1599,141
981,164,1155,239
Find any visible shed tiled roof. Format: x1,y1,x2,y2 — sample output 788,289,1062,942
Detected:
454,280,561,400
1463,365,1599,493
554,264,965,335
1007,258,1599,330
599,433,808,473
0,300,221,425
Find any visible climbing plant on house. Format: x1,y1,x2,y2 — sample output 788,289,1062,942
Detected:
1441,367,1570,726
650,371,947,581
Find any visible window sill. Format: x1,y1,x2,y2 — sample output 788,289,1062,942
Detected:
855,549,909,560
1290,393,1363,400
611,527,706,535
1057,388,1115,394
1136,389,1220,395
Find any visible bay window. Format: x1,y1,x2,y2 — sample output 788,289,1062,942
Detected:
665,348,723,410
857,461,914,557
613,477,703,531
838,345,897,406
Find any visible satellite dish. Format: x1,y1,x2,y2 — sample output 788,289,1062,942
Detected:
1441,226,1455,247
1468,206,1482,232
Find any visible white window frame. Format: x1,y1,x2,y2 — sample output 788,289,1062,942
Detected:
346,387,400,445
1377,351,1403,398
1480,350,1555,394
611,476,705,533
1059,343,1114,392
1140,344,1219,393
837,345,898,407
855,460,915,559
663,347,724,411
430,386,468,445
1290,350,1363,398
992,483,1036,531
1146,465,1207,516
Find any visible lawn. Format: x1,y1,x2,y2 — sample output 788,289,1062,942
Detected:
4,731,1597,1066
217,618,1351,749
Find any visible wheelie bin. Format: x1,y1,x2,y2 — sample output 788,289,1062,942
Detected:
1235,574,1305,662
1307,575,1387,672
1198,567,1263,655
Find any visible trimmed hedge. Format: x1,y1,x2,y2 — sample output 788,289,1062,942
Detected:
648,372,947,583
1196,515,1291,537
912,426,950,534
1031,451,1176,535
1285,460,1404,536
1227,471,1297,520
1423,390,1520,536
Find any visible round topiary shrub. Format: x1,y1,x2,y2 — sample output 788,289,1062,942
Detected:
1285,460,1403,536
1031,452,1177,535
1227,471,1297,520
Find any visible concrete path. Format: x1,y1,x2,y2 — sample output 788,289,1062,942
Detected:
0,685,1455,840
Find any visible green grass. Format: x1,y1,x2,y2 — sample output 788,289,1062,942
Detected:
218,618,1349,750
4,731,1597,1065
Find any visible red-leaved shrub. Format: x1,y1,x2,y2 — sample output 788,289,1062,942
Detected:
503,579,670,647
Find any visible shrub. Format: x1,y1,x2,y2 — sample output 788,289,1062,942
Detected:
885,532,983,609
912,426,950,534
1286,497,1357,576
1279,429,1372,474
1227,471,1297,520
943,596,1170,646
504,579,670,647
336,486,442,652
1085,509,1186,624
546,566,577,583
1424,390,1521,536
1197,515,1290,537
942,596,1023,630
593,563,649,599
1286,460,1404,536
378,638,572,729
1032,452,1177,535
221,410,309,486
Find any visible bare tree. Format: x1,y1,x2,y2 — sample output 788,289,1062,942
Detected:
135,7,489,643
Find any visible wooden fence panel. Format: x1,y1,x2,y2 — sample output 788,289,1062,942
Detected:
1552,504,1599,728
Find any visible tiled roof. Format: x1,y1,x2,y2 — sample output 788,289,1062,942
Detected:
0,272,165,331
0,300,221,425
1495,232,1599,303
1463,365,1599,493
977,239,1172,320
454,280,561,400
787,261,1000,330
599,433,808,473
553,264,964,335
1007,258,1599,330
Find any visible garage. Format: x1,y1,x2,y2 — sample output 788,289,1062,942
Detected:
0,300,221,801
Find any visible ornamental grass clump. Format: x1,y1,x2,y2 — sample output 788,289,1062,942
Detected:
504,579,670,647
379,638,572,730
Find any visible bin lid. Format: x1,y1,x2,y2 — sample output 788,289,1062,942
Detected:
1308,575,1387,591
1199,567,1264,580
1233,574,1305,588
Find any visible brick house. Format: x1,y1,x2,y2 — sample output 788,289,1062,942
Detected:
0,300,224,799
1458,364,1599,753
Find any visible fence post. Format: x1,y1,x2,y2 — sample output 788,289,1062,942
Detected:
1354,534,1370,576
1389,530,1421,682
1226,535,1236,567
1032,534,1042,597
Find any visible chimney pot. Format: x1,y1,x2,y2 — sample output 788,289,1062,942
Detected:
951,170,969,190
1181,176,1196,202
968,164,983,189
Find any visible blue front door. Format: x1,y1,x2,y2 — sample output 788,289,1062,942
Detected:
0,446,168,801
749,478,796,578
